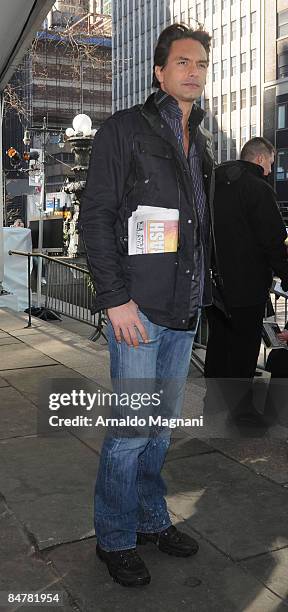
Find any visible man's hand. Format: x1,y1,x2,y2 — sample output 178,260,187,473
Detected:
107,300,149,347
277,330,288,342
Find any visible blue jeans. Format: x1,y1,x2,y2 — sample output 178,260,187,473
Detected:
94,309,199,551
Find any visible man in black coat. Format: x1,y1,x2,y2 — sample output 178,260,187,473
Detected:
80,24,214,587
204,137,288,425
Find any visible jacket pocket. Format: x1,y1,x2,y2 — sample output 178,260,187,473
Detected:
124,252,178,311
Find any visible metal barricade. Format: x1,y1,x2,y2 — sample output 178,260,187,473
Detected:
7,250,288,367
8,250,106,341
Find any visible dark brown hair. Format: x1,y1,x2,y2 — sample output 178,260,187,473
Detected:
152,23,211,89
240,137,275,161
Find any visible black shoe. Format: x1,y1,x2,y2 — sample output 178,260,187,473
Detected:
96,544,151,587
137,525,199,557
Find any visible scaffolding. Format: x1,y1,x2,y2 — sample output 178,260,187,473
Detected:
30,2,112,130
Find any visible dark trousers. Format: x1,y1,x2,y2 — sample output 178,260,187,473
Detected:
204,303,266,379
265,348,288,378
264,348,288,430
203,303,266,422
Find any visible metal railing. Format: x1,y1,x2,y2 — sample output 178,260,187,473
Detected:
7,250,288,371
8,250,106,341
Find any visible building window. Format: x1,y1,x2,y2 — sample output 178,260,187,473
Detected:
231,20,237,42
241,16,246,37
241,89,246,109
276,150,288,181
251,11,257,35
230,128,237,159
221,130,228,161
251,125,257,137
213,62,219,82
222,94,227,114
222,24,228,45
231,91,237,111
241,126,247,148
231,56,237,77
278,9,288,38
204,0,210,18
251,49,257,71
222,0,227,11
213,0,218,15
222,59,228,79
213,28,219,49
213,96,218,115
278,53,288,79
241,52,246,73
278,104,288,129
250,85,257,106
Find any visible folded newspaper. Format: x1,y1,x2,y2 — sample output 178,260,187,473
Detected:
128,206,179,255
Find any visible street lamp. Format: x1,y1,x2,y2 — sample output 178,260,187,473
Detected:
21,117,63,319
63,113,95,258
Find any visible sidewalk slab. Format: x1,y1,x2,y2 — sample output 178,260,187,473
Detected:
166,436,213,462
0,344,56,371
0,434,98,550
0,337,22,346
0,386,37,439
44,533,284,612
2,364,92,406
0,505,73,611
163,452,288,560
0,376,9,387
8,327,111,387
207,439,288,485
241,548,288,603
0,309,43,332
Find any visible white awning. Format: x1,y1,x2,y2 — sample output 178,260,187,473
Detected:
0,0,54,92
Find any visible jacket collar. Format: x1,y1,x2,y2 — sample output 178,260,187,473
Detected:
141,92,206,169
151,89,206,128
237,160,265,178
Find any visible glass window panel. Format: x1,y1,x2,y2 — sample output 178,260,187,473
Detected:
231,20,237,41
278,105,286,129
251,12,257,34
241,52,246,73
277,150,288,181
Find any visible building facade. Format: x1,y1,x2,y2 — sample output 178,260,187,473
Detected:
263,0,288,223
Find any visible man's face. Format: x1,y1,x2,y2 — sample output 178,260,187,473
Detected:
256,152,275,176
155,38,208,104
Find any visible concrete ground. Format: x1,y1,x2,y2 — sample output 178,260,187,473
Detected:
0,307,288,611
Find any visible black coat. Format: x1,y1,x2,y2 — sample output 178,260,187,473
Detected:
80,93,214,329
213,160,288,307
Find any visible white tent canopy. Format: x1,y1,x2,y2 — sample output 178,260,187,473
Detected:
0,0,54,92
0,0,54,292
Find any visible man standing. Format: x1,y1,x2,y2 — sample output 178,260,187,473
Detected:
205,137,288,424
80,24,214,586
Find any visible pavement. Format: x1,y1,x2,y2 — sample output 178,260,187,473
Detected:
0,307,288,611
